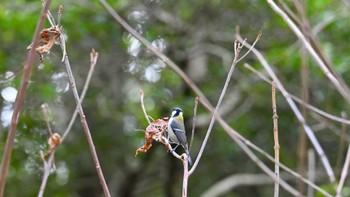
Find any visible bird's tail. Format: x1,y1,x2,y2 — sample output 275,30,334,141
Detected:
185,147,193,165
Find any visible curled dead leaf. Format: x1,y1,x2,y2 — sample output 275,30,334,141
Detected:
135,117,169,156
48,132,61,151
27,26,61,61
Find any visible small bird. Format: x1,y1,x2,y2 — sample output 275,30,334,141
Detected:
168,107,193,165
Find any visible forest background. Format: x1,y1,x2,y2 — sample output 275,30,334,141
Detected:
0,0,350,196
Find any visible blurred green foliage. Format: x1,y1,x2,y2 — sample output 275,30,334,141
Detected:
0,0,350,196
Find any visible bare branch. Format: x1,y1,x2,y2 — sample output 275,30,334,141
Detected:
335,112,348,176
0,0,53,195
182,156,189,197
272,81,280,197
38,103,61,197
202,173,292,197
237,31,262,62
41,104,53,136
307,149,316,197
38,149,56,197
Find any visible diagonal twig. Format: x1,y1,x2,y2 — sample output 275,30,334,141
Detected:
189,96,198,151
54,11,110,196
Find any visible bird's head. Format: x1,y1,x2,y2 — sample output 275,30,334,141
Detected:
171,107,183,122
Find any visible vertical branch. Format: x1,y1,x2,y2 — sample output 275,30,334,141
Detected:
272,81,280,197
335,112,347,176
182,155,189,197
189,96,198,151
336,144,350,197
38,149,56,197
0,0,53,195
297,44,309,193
38,103,60,197
306,149,315,197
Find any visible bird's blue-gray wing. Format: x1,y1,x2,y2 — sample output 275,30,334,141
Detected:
172,128,188,146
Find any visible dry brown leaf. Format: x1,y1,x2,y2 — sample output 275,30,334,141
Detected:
41,132,61,159
27,27,61,61
135,117,169,156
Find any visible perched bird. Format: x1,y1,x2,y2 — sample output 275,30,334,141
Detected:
168,107,193,165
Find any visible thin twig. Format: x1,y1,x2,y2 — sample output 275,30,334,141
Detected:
237,34,335,184
38,103,59,197
336,144,350,197
307,149,315,197
189,33,261,175
99,2,332,195
182,156,189,197
41,104,53,136
236,31,262,62
0,0,53,195
38,148,56,197
335,112,347,176
189,96,198,151
297,42,308,193
61,49,99,142
272,81,280,197
140,90,151,125
59,26,111,197
202,173,293,197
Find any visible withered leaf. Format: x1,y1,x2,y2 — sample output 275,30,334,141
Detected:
135,117,169,156
27,27,61,61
